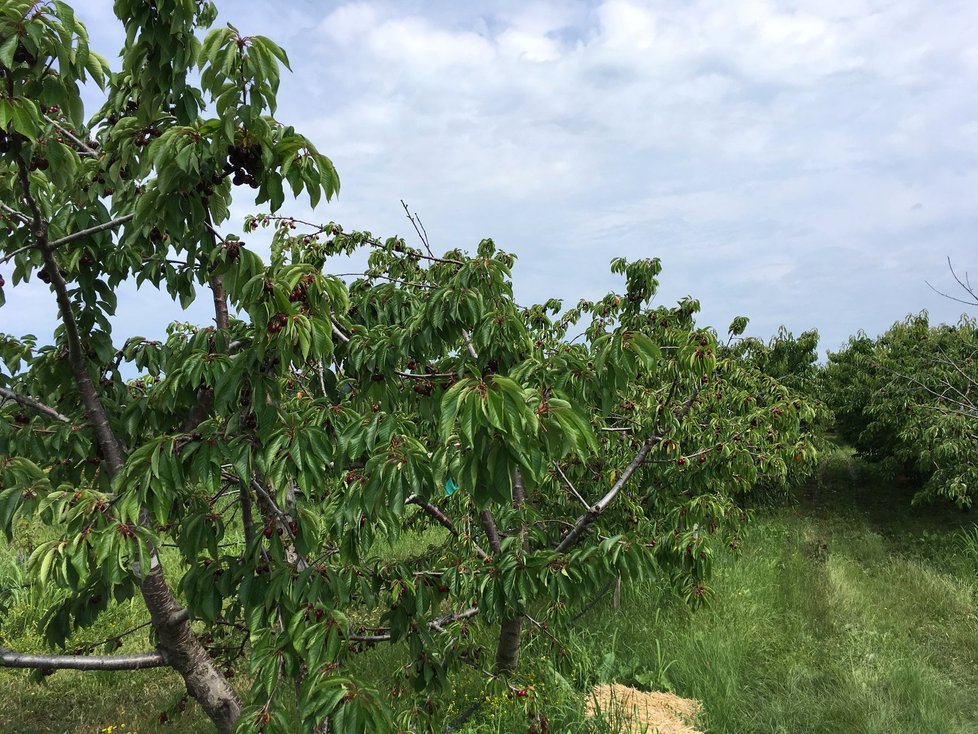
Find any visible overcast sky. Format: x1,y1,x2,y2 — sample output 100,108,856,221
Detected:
5,0,978,357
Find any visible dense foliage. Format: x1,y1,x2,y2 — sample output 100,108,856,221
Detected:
824,312,978,506
0,2,818,732
723,326,828,502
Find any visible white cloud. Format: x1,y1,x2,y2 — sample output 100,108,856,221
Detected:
9,0,978,358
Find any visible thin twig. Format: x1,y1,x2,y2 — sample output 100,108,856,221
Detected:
925,257,978,306
554,463,592,510
401,199,434,258
72,620,154,655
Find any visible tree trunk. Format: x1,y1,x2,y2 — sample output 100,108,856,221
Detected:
493,615,525,675
38,241,242,732
492,469,527,676
140,559,241,733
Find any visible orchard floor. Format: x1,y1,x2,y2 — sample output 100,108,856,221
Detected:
3,455,978,733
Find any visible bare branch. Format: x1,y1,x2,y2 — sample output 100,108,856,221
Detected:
553,436,659,554
0,386,72,423
553,383,703,555
463,331,479,360
47,214,136,250
330,317,350,344
396,370,455,381
264,215,464,265
925,257,978,307
0,201,31,226
0,647,165,671
876,361,978,417
347,606,479,645
554,463,591,510
925,281,978,307
401,199,435,258
338,271,436,290
524,613,562,647
249,478,296,540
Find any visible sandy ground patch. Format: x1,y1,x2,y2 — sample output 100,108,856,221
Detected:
585,683,703,734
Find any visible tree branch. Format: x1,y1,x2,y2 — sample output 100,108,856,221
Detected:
13,140,125,474
553,437,659,554
0,647,165,671
463,331,479,360
401,199,435,258
479,509,502,555
205,215,230,330
0,200,31,226
396,370,455,381
0,386,72,423
406,494,488,560
39,246,126,473
47,214,135,251
926,257,978,306
554,463,591,510
43,115,98,158
13,131,240,725
347,606,479,645
330,317,350,344
553,385,703,555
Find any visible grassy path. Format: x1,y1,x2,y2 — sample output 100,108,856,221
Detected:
578,467,978,734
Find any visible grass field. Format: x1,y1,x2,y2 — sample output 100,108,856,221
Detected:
3,451,978,733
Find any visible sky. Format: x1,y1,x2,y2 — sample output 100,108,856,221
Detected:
4,0,978,357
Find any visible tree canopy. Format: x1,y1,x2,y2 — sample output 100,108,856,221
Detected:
824,312,978,507
0,3,819,732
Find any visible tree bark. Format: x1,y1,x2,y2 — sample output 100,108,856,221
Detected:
140,559,241,733
0,648,165,670
493,469,527,675
210,275,230,330
494,615,524,675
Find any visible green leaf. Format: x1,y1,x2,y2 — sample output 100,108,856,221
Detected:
10,98,40,141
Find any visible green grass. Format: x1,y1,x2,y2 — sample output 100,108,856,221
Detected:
4,453,978,732
0,526,215,734
558,450,978,734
